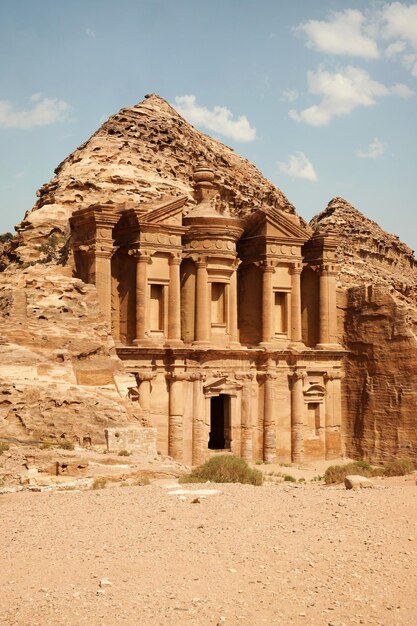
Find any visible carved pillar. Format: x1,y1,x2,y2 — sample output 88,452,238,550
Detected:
192,374,207,465
168,373,186,461
290,263,302,343
228,263,239,345
194,258,210,345
167,255,182,345
291,371,306,462
134,252,151,344
324,371,342,459
135,372,156,424
261,263,274,344
328,269,338,344
263,372,277,462
240,374,254,461
95,249,113,328
319,266,330,345
111,253,120,342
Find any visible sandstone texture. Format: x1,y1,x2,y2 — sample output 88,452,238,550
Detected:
312,198,417,462
0,95,301,447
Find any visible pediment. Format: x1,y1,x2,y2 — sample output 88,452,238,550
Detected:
242,207,310,243
204,377,243,395
140,195,188,226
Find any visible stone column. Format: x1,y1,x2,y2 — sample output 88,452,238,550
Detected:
290,263,302,343
167,255,182,345
290,371,306,462
134,252,151,344
261,263,274,345
263,372,276,462
319,266,330,346
240,374,254,461
111,253,120,343
135,372,155,424
194,257,210,345
328,269,338,344
324,371,342,459
168,373,185,461
94,249,113,328
228,263,239,346
192,374,207,465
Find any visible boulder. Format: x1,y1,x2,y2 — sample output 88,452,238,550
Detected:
344,474,374,490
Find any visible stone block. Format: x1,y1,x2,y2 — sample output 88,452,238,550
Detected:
105,426,157,456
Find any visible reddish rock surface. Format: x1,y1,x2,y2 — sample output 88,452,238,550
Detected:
312,198,417,462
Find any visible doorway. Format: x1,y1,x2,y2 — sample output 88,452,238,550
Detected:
208,395,231,449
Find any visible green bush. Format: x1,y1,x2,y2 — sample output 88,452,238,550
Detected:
180,454,263,486
118,450,131,457
283,474,296,482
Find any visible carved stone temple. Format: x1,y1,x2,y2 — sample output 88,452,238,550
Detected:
70,164,344,465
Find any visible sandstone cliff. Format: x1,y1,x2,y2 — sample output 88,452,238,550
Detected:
312,198,417,462
0,94,297,445
11,94,297,265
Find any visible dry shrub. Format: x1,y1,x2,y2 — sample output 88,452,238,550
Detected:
383,458,415,476
59,440,74,451
92,477,107,490
0,443,10,455
324,458,415,484
180,455,263,486
324,461,375,485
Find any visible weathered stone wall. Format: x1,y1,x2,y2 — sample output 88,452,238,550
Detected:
313,198,417,462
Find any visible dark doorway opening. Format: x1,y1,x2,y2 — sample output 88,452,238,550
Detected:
208,395,231,449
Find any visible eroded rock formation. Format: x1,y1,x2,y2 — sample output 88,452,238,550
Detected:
1,94,299,447
312,198,417,462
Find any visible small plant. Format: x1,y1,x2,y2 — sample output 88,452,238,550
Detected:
133,476,150,486
180,454,263,486
0,443,10,455
255,460,263,465
383,458,415,477
118,449,131,457
0,232,13,244
298,477,306,483
283,474,296,483
59,440,74,451
311,475,324,482
92,477,107,490
39,441,53,450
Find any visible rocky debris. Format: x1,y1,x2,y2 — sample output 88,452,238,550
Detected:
344,475,374,490
312,198,417,463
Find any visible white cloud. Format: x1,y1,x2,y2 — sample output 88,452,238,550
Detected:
381,2,417,51
280,89,299,103
357,137,387,159
385,40,407,57
391,82,414,97
296,9,379,59
0,96,71,129
85,27,96,38
277,152,318,182
174,95,256,142
288,65,410,126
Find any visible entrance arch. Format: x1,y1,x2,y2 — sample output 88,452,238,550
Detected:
208,395,231,450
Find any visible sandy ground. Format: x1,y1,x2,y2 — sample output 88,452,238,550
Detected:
1,472,417,626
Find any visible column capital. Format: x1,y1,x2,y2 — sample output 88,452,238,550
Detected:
290,370,308,384
129,249,152,262
290,262,303,275
196,256,208,269
262,261,275,273
168,253,182,266
324,370,344,382
135,371,157,383
166,371,190,382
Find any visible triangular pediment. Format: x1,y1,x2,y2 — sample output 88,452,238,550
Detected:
243,207,311,243
140,195,188,226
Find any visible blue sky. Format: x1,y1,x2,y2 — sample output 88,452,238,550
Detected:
1,0,416,251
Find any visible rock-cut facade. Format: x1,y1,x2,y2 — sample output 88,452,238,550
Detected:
70,164,344,465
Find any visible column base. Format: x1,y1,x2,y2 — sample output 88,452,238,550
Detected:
227,341,241,349
164,339,184,348
192,340,211,349
133,337,155,347
316,342,342,350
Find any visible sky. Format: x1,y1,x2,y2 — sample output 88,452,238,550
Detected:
0,0,416,251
